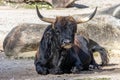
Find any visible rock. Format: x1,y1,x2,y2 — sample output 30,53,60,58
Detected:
3,23,47,57
100,4,120,15
4,0,49,3
77,15,120,48
4,0,76,8
4,0,25,3
113,5,120,19
51,0,76,8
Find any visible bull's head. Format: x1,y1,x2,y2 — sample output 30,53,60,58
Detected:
36,6,97,49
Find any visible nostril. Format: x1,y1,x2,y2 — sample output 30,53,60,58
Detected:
63,41,65,44
63,39,71,44
67,40,71,43
68,40,72,43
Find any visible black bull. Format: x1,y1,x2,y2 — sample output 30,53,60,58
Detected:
34,6,109,74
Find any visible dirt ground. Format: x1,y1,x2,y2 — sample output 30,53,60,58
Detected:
0,51,120,80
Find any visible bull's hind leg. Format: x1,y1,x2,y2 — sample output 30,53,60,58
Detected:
89,50,100,69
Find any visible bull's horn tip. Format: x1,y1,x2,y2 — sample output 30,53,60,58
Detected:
89,7,97,20
95,6,98,11
94,7,98,12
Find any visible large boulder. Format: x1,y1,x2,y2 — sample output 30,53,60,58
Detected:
4,0,76,8
100,4,120,19
77,15,120,49
113,5,120,19
4,0,51,3
3,23,47,57
51,0,76,8
4,0,25,3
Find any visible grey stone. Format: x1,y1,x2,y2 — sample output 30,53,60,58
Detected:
3,23,47,57
77,15,120,46
113,5,120,19
4,0,25,3
4,0,76,8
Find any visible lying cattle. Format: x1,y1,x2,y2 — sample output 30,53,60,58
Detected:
34,5,108,74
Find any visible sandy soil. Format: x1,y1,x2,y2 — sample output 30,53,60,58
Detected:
0,51,120,80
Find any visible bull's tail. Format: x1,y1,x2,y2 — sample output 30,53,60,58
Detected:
91,45,109,66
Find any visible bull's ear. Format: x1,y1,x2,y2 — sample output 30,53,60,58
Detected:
36,5,55,23
74,7,97,24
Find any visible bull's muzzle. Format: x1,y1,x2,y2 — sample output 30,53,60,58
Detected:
61,39,72,49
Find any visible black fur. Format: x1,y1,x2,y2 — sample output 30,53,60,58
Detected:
34,17,108,75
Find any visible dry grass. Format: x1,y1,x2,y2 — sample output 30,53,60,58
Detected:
75,78,110,80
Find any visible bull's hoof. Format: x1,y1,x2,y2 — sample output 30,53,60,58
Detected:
49,68,63,74
36,66,48,75
89,64,101,70
71,66,83,74
37,69,48,75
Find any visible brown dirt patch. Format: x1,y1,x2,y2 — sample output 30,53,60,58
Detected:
0,50,120,80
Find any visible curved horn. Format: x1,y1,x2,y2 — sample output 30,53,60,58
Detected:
36,5,55,23
75,7,97,24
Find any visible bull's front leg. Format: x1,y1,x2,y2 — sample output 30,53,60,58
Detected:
34,57,49,75
70,52,83,74
49,51,67,74
49,56,64,74
71,60,83,74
